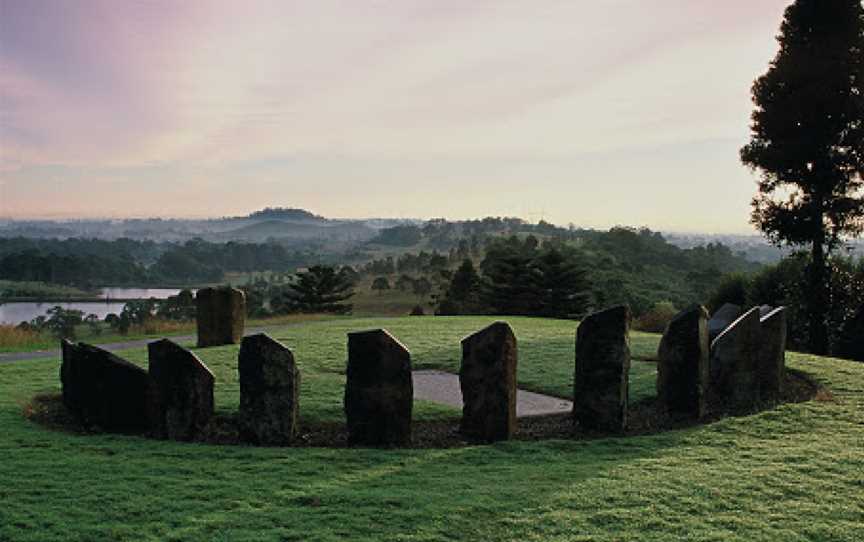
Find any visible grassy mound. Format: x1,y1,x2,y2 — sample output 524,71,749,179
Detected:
0,316,861,541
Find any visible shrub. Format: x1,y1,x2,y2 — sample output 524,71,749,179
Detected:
706,274,750,313
0,324,43,349
633,301,678,333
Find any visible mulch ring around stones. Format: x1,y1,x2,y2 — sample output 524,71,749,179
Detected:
23,369,821,449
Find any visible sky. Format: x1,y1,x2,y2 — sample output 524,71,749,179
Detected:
0,0,792,232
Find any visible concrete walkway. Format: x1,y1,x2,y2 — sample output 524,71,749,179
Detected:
413,369,572,418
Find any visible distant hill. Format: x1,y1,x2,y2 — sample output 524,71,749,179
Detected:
210,219,376,243
244,207,324,222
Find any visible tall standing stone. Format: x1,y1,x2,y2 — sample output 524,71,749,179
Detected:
459,322,518,442
709,307,761,411
148,339,215,441
60,340,151,432
238,333,300,445
657,305,709,419
758,307,787,401
344,329,412,446
196,286,246,347
574,305,631,432
708,303,743,343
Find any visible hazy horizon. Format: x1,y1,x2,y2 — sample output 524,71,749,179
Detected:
1,1,791,234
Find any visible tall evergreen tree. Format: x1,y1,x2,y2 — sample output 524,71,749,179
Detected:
437,259,483,315
481,238,541,315
290,265,354,314
741,0,864,353
535,248,592,319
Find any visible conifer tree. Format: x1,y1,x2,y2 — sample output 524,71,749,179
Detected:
741,0,864,353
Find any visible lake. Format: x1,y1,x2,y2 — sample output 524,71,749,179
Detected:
0,287,189,325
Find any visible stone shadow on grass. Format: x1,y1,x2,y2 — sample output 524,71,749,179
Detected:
25,369,819,449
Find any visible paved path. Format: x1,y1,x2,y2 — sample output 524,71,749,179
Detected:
413,369,572,418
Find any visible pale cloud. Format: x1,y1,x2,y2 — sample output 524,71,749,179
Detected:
0,0,791,231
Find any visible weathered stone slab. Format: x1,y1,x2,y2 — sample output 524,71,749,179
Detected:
708,303,743,343
196,286,246,347
148,339,215,441
657,305,709,419
834,305,864,362
238,333,300,445
344,329,412,446
758,307,787,401
60,340,150,432
459,321,518,442
709,307,761,411
574,305,631,431
758,305,774,318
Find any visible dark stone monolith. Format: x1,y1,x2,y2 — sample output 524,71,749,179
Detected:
344,329,412,446
148,339,215,441
60,340,150,432
196,286,246,347
657,305,709,419
709,307,761,411
459,321,518,442
574,305,631,432
238,333,300,445
708,303,743,343
833,305,864,362
758,307,787,401
758,305,774,318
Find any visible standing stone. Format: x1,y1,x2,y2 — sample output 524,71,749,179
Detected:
60,340,150,432
708,303,743,343
574,305,631,432
459,322,518,442
238,333,300,445
709,307,761,411
148,339,215,441
196,286,246,347
758,305,774,318
344,329,412,446
758,307,787,401
657,305,709,419
833,305,864,362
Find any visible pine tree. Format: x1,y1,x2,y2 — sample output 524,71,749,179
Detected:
741,0,864,353
481,238,541,315
437,259,483,315
535,248,592,319
290,265,354,314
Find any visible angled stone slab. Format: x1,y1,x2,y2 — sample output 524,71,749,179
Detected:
238,333,300,445
574,305,631,432
196,286,246,347
344,329,412,446
709,307,761,411
148,339,215,441
758,307,787,401
459,321,518,442
708,303,743,343
758,305,774,318
657,305,709,419
60,340,151,432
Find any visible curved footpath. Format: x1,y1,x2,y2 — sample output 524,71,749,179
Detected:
0,329,573,418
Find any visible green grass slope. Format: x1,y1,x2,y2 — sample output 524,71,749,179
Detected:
0,317,861,541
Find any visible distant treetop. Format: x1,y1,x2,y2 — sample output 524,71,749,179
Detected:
245,207,324,221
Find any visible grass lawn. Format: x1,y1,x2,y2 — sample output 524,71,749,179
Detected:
0,316,861,541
